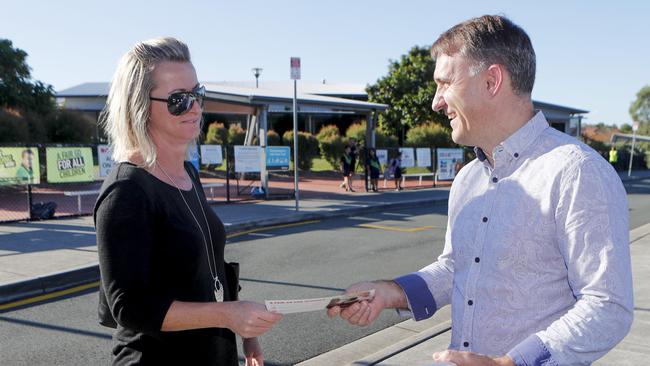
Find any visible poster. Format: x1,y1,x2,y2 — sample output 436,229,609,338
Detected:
200,144,223,165
399,147,415,168
46,147,95,183
376,149,388,166
436,148,464,180
0,147,40,185
97,144,116,177
266,146,290,170
234,146,261,173
416,148,431,167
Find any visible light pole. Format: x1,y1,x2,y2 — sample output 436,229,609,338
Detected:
628,121,639,177
251,67,263,88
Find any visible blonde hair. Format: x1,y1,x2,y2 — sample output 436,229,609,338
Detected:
100,37,193,167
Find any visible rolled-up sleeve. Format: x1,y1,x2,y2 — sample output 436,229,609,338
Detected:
96,180,174,332
510,157,634,365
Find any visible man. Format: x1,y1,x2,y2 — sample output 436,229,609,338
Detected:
609,146,618,168
16,149,35,184
328,15,633,366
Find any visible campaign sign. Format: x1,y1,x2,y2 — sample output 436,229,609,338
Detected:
46,147,94,183
200,145,223,165
97,144,116,177
416,148,432,167
436,148,464,180
0,147,40,185
266,146,290,170
399,147,415,168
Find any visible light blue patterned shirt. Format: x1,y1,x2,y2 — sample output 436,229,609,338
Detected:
395,111,633,365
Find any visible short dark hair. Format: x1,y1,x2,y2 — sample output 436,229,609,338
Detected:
431,15,536,95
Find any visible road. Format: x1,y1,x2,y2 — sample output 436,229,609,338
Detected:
1,177,649,366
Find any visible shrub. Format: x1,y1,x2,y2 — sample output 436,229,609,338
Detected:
405,122,453,148
282,130,319,170
375,128,399,148
0,109,29,143
317,125,345,169
345,121,367,145
266,130,282,146
227,124,246,145
45,109,95,143
205,122,228,145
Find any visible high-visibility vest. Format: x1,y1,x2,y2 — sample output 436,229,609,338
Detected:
609,149,618,163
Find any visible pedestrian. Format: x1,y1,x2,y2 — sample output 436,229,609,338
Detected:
340,145,354,192
95,37,282,366
339,137,359,189
367,148,381,192
609,145,618,168
328,15,632,366
388,152,403,191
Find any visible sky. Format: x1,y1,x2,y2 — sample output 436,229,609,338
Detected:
2,0,649,126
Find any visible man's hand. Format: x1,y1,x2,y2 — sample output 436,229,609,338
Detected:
433,350,515,366
326,280,406,327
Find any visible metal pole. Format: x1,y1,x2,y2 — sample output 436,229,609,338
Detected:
27,184,33,221
628,130,637,177
293,79,299,211
225,146,231,203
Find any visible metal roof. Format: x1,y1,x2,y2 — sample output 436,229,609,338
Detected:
532,100,588,114
57,82,386,112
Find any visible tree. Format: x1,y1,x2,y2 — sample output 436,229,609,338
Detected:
629,85,650,150
0,39,55,115
366,46,447,138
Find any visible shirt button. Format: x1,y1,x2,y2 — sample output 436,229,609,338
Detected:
482,217,488,223
514,153,519,158
468,300,473,306
492,177,498,183
463,341,470,347
474,257,480,263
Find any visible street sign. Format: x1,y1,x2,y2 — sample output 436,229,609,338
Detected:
633,121,639,132
290,57,301,80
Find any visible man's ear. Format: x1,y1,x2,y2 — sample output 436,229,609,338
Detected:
485,64,504,97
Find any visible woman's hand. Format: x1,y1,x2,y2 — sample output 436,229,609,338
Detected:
223,301,282,338
243,337,264,366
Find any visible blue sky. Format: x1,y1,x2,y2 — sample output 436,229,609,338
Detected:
2,0,648,126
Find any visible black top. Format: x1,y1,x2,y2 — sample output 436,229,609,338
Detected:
94,162,237,366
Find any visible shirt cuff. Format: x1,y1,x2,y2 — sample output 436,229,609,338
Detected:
507,334,557,366
393,273,437,321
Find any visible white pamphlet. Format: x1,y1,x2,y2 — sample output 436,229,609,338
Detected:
265,290,375,314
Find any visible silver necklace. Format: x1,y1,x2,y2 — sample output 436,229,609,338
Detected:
157,162,224,302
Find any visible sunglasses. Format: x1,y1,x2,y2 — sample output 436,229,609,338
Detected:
150,84,205,116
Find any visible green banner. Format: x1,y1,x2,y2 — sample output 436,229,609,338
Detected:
0,147,41,185
46,147,95,183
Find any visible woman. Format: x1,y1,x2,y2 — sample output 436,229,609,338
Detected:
389,152,403,191
367,148,381,192
95,37,282,365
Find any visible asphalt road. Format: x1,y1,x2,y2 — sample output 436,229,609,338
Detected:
1,177,649,366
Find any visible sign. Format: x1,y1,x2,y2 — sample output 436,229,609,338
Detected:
416,148,431,167
266,146,290,170
46,147,94,183
376,149,388,166
633,121,640,132
234,146,262,173
399,147,415,168
290,57,301,80
0,147,40,185
200,145,223,165
436,148,464,180
97,144,116,177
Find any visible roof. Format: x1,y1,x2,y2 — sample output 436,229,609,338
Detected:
532,100,588,115
57,82,387,112
209,81,368,97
